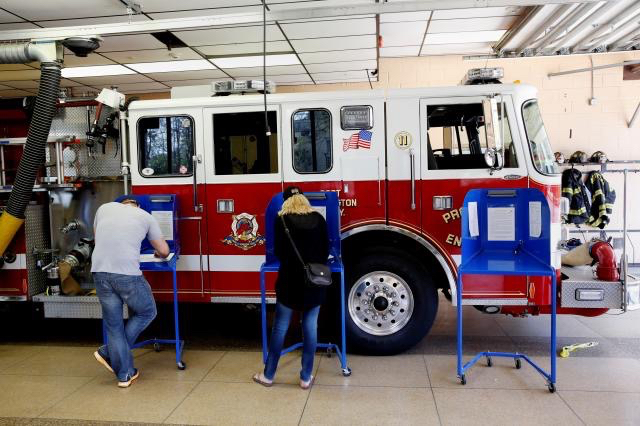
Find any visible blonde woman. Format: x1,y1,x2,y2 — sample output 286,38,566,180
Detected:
253,186,329,390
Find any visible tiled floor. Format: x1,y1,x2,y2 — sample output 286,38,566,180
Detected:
1,296,640,425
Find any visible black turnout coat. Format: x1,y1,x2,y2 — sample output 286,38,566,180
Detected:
274,212,329,311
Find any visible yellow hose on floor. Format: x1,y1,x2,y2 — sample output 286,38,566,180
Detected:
0,211,25,255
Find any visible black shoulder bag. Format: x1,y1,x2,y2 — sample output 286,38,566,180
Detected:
280,216,332,288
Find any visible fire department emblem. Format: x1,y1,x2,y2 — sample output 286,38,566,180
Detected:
222,213,265,250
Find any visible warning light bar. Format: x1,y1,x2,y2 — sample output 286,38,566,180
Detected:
212,80,276,96
464,67,504,85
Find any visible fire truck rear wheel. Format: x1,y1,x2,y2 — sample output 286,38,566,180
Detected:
345,249,438,355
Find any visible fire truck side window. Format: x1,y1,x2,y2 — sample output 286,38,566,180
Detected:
292,109,332,174
213,111,278,175
426,103,517,170
138,115,194,177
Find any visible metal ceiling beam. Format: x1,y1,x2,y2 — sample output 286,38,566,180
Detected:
610,26,640,50
583,13,640,51
513,4,573,54
529,3,587,50
0,0,600,41
572,0,640,52
493,5,541,52
548,1,614,49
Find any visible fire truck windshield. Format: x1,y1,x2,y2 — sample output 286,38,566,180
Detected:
522,99,558,175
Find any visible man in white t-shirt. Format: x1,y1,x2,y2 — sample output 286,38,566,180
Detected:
91,197,169,388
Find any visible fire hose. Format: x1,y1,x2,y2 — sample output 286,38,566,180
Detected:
0,43,61,257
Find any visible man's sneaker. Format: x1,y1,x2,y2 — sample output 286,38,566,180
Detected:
94,351,114,373
118,369,140,388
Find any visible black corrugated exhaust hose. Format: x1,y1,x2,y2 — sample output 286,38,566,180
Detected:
5,62,61,219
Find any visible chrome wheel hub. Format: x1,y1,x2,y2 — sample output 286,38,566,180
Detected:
348,271,414,336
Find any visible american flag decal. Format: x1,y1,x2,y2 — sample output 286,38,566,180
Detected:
343,130,372,151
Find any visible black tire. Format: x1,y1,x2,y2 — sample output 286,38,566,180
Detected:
344,247,438,355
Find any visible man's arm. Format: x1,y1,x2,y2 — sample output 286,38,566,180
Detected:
150,238,170,258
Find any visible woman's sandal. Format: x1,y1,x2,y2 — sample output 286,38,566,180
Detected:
253,372,273,387
300,375,315,390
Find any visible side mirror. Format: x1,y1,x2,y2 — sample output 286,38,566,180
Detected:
484,148,504,171
482,97,503,151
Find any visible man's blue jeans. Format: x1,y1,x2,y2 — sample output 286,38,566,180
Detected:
94,272,157,382
264,302,320,382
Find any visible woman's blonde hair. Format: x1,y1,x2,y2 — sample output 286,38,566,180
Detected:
279,193,314,216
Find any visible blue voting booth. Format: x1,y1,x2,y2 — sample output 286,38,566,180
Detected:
110,194,185,370
260,191,351,377
457,188,556,392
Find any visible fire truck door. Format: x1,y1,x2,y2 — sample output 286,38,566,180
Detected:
130,108,210,301
386,97,422,230
420,96,529,297
202,106,281,299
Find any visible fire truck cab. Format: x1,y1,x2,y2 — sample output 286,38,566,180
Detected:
126,79,563,354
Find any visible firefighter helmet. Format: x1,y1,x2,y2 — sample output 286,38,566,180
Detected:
590,151,608,163
554,152,565,163
569,150,588,164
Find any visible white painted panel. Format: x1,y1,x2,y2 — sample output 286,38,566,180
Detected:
306,60,377,73
299,48,376,64
228,64,306,77
103,48,201,64
420,42,493,55
108,82,169,93
313,70,370,81
175,25,285,46
432,6,522,20
141,0,258,13
238,74,312,84
380,11,431,23
0,9,20,23
0,80,39,89
72,74,154,86
164,78,226,87
209,255,264,272
381,21,427,47
63,53,116,67
2,0,129,20
428,16,515,33
0,22,39,30
149,7,263,19
197,41,291,57
281,17,375,39
424,30,506,45
291,35,376,53
98,34,167,53
176,254,209,272
2,254,26,270
146,69,228,82
37,14,149,28
380,45,420,57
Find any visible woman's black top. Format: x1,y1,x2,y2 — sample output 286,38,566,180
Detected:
274,212,329,311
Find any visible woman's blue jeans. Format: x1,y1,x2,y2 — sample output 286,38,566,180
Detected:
94,272,157,382
264,302,320,382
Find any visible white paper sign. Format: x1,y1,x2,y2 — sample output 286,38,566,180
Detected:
487,207,515,241
140,253,175,263
151,211,174,240
529,201,542,238
468,202,479,237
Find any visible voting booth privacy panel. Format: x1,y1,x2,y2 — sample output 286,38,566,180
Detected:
112,194,185,370
260,191,350,376
457,188,557,392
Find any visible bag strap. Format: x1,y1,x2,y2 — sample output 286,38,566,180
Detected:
280,215,308,269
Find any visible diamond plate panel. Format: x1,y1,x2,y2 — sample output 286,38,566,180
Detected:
24,204,49,297
48,104,122,178
32,294,129,319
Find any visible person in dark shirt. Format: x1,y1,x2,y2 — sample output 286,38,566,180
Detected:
253,186,329,390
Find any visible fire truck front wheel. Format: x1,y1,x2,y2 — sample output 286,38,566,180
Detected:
345,249,438,355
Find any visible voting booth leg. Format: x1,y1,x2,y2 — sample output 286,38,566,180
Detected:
456,275,464,383
260,270,268,364
339,270,349,373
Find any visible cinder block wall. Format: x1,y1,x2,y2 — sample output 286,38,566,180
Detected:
280,51,640,160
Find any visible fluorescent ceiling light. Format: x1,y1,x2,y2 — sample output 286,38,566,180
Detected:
424,30,506,45
61,65,136,78
128,59,216,73
211,54,299,69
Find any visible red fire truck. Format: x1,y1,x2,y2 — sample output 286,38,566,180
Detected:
2,71,630,355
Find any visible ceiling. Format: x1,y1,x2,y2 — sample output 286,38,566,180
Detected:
0,1,638,98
